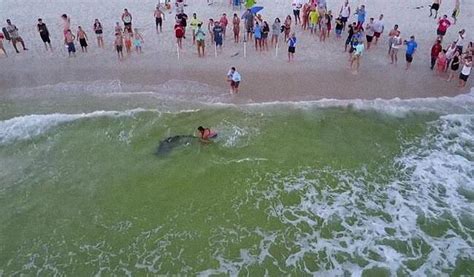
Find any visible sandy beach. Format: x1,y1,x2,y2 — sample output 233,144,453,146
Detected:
0,0,473,111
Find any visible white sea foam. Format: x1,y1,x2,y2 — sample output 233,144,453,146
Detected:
0,109,147,145
200,114,474,275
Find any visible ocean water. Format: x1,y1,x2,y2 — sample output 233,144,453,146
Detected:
1,91,474,275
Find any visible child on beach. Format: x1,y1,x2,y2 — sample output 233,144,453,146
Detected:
287,33,297,62
64,29,76,57
0,33,7,57
124,29,132,54
114,32,124,60
308,9,318,35
77,26,88,53
133,29,144,54
254,22,262,51
93,19,104,48
174,21,185,49
37,19,52,51
458,55,472,88
436,50,448,76
208,19,215,43
195,23,206,57
350,41,364,74
319,12,329,42
232,14,240,43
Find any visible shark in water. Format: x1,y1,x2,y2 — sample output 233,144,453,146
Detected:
155,135,198,157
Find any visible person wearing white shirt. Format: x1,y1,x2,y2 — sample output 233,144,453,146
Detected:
227,67,241,94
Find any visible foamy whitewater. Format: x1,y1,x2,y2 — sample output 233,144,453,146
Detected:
1,89,473,275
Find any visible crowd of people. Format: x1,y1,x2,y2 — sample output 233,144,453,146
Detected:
0,0,472,89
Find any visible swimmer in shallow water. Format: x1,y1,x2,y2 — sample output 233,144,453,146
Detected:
197,126,217,141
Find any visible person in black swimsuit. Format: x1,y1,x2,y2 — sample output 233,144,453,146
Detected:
37,18,52,51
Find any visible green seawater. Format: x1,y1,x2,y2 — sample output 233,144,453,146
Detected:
0,105,473,275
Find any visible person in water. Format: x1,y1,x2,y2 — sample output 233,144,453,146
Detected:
197,126,217,141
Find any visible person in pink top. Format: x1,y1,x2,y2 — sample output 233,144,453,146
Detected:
436,15,451,40
220,13,229,40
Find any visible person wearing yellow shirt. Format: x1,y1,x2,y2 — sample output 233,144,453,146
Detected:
190,13,202,45
308,9,319,35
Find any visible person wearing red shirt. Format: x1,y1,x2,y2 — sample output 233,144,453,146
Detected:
437,15,451,38
431,39,443,70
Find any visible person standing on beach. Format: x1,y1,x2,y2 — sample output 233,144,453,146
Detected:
436,15,451,40
404,35,418,70
308,9,318,36
302,2,310,30
37,19,52,51
355,5,366,30
319,12,329,42
232,13,240,43
154,5,165,33
0,33,7,57
122,9,133,32
455,29,466,52
227,67,241,94
196,23,206,57
77,26,88,53
114,32,124,60
350,41,364,74
292,0,302,25
176,11,188,39
61,14,71,37
284,15,292,41
254,22,262,51
372,14,384,45
387,24,399,55
445,41,457,71
335,16,343,39
446,50,460,81
64,29,76,58
390,31,402,65
124,29,132,54
435,50,448,76
115,22,123,35
452,0,460,24
339,0,351,31
243,9,254,41
174,20,185,49
271,18,281,47
190,13,202,45
5,20,28,53
458,55,472,88
429,0,441,18
93,19,104,48
344,22,356,52
365,18,375,50
213,21,224,51
220,13,229,40
208,19,215,42
430,39,443,70
287,32,297,62
133,28,144,54
262,21,270,51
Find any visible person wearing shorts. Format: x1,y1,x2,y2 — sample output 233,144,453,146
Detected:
287,33,297,62
404,35,417,70
5,19,28,53
64,29,76,57
37,18,52,51
154,6,165,33
430,0,441,18
227,67,241,94
114,32,124,60
458,56,472,88
122,9,133,32
339,1,351,30
93,19,104,48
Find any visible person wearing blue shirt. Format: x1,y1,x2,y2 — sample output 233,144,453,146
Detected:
287,33,297,62
356,5,366,29
404,35,418,70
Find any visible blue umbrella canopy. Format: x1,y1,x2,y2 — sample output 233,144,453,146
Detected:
250,6,264,14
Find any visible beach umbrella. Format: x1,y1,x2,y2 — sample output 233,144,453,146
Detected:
250,6,264,14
